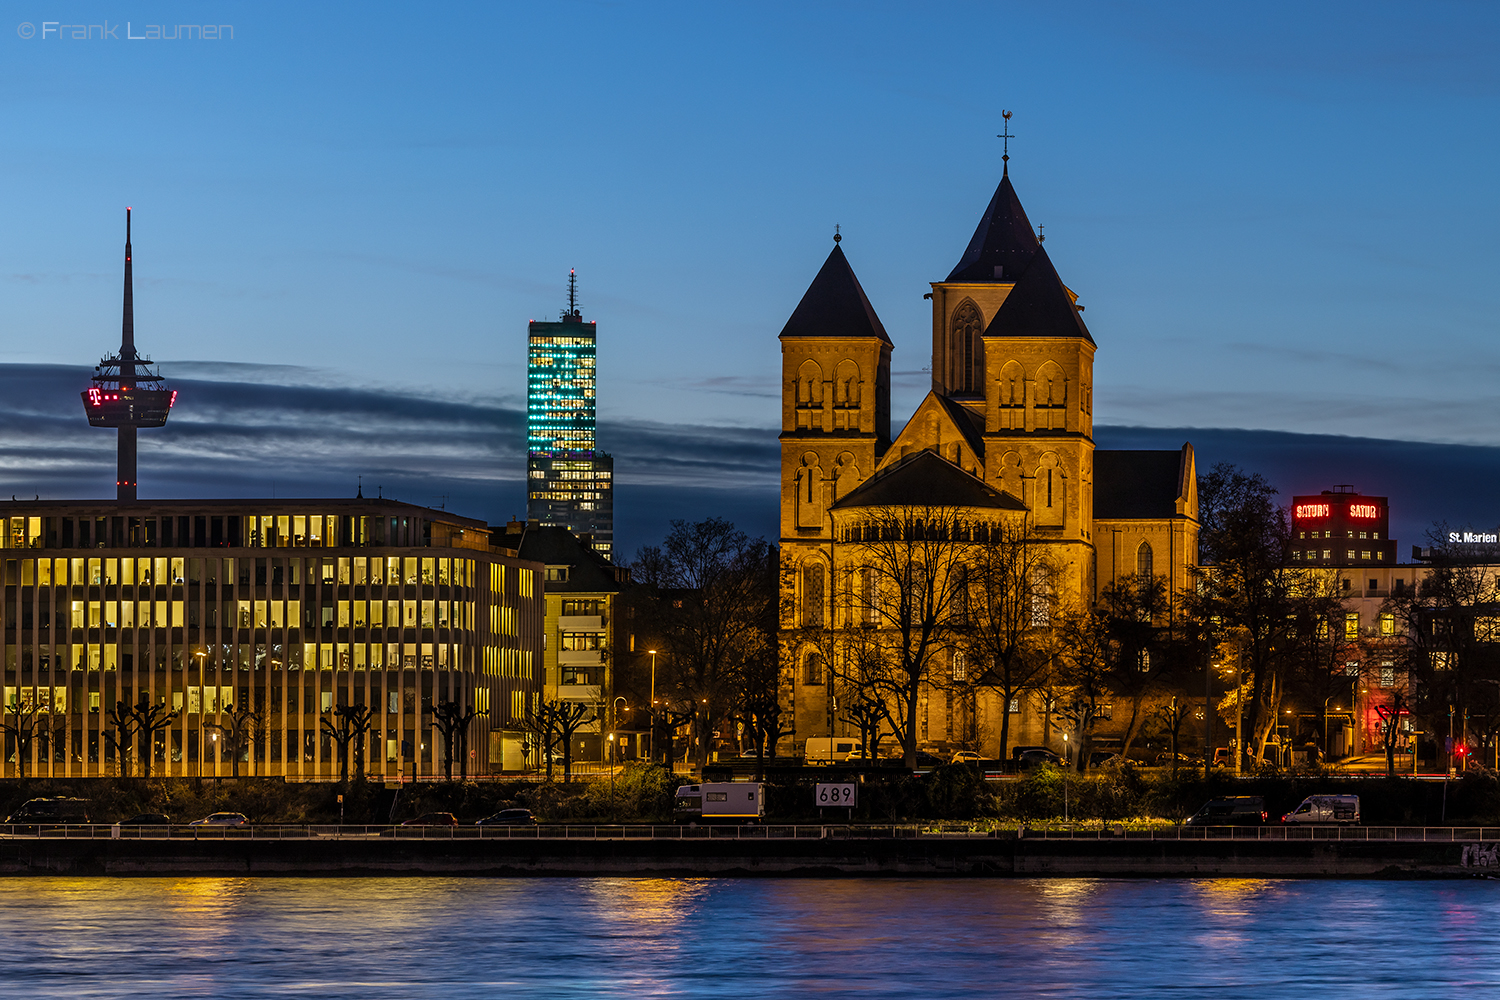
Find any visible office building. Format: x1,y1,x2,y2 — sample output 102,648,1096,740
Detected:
526,271,614,558
0,499,543,778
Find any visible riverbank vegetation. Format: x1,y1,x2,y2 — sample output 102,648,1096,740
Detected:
4,762,1500,827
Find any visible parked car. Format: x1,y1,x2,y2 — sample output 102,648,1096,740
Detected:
400,812,458,827
476,809,536,826
5,797,91,824
1154,751,1201,767
1012,746,1063,770
1281,795,1360,825
951,751,984,764
189,812,248,827
119,813,172,825
1184,796,1269,826
1087,751,1124,768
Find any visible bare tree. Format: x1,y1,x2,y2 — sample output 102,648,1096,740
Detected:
206,703,263,778
633,518,776,769
105,697,179,779
433,701,480,781
548,701,596,782
1383,528,1500,768
841,694,888,761
1,700,45,780
320,705,373,785
1375,689,1411,777
104,701,143,778
845,505,972,768
1153,695,1195,775
521,702,560,779
963,517,1058,762
1055,604,1117,771
1186,464,1342,768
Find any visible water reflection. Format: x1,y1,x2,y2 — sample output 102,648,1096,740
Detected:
0,878,1495,998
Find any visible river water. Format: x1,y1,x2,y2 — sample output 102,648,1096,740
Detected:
0,877,1493,998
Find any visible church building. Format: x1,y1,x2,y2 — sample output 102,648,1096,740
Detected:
778,157,1199,757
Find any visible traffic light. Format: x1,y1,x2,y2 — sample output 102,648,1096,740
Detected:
1456,744,1470,762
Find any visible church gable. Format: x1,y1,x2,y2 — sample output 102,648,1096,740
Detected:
876,392,988,480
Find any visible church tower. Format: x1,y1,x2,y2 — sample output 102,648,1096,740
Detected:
929,160,1097,604
778,236,891,627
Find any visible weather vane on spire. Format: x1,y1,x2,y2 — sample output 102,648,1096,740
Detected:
833,224,841,245
997,110,1014,173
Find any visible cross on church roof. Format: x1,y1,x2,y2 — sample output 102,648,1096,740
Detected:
997,110,1014,173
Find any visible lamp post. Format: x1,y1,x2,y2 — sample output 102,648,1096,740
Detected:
608,732,616,812
613,697,627,763
648,649,657,764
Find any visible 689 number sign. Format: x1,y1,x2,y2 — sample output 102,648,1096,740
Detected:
815,783,857,807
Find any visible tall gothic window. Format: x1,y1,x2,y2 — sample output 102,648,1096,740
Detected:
1136,541,1154,580
951,301,983,395
804,651,824,685
803,562,825,627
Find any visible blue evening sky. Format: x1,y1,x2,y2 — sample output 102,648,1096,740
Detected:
1,2,1496,549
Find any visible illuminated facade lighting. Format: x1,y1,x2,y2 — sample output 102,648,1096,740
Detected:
525,271,613,557
0,499,544,779
1290,485,1396,566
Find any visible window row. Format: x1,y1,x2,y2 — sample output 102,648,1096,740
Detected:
1,555,479,588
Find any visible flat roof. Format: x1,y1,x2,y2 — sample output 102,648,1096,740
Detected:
0,497,490,530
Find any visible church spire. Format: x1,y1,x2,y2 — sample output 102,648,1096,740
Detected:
945,167,1039,283
779,242,892,345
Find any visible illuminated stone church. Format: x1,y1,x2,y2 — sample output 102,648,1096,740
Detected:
778,159,1200,755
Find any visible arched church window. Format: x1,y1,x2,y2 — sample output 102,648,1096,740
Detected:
1029,565,1053,628
803,651,824,685
803,562,825,627
1136,541,1154,580
951,300,984,395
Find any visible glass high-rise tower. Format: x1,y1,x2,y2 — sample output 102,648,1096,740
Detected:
526,271,613,557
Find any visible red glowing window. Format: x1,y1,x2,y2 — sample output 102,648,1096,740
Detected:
1294,504,1330,520
1349,504,1378,519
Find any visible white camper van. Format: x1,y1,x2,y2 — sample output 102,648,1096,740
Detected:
674,782,764,824
1281,794,1360,825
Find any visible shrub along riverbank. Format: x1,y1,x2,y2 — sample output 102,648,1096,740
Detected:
2,762,1499,827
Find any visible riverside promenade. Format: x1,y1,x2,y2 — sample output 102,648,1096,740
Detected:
1,824,1499,877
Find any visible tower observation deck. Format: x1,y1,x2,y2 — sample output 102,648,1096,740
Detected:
81,208,176,501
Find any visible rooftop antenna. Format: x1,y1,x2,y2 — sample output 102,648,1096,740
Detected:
357,475,363,499
997,110,1014,175
1037,223,1045,244
562,268,580,321
833,224,841,245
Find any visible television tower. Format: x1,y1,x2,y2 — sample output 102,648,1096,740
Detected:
80,208,176,501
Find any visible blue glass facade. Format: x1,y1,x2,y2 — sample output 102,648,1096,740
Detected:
526,314,613,557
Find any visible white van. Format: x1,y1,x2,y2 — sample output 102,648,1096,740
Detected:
1281,794,1360,825
803,738,861,764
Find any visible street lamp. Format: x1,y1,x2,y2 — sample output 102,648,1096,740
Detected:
648,650,658,764
608,732,616,811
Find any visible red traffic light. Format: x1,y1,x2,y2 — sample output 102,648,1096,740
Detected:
1456,744,1469,757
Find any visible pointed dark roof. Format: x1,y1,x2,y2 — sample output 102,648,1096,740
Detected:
946,170,1040,283
981,244,1094,345
933,394,987,460
832,450,1027,511
496,524,624,593
1093,450,1185,519
779,244,892,345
